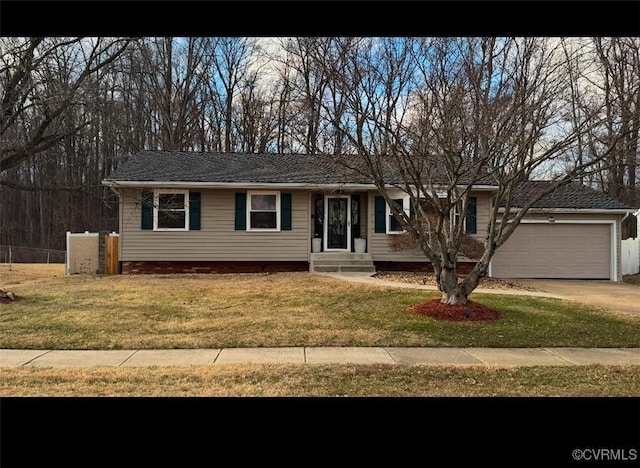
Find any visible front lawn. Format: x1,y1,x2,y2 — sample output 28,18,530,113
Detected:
1,265,639,349
1,364,638,396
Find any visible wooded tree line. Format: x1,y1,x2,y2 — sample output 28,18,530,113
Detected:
1,37,638,252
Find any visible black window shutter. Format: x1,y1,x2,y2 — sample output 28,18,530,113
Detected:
466,196,477,234
189,192,201,230
313,194,323,238
235,192,246,230
351,194,361,239
281,193,292,230
374,195,386,233
141,191,153,230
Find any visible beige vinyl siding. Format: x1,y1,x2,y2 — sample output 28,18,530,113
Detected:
367,190,492,262
119,188,310,261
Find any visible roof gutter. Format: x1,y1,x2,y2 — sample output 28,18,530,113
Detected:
622,208,640,223
498,207,636,215
102,180,379,190
102,180,500,191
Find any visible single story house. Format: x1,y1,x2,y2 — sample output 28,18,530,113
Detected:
102,151,636,280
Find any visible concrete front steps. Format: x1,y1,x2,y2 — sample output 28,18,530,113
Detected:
310,252,376,273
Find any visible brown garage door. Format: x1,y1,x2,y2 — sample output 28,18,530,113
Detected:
491,223,611,279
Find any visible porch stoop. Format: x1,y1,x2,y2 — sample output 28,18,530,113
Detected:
310,252,376,273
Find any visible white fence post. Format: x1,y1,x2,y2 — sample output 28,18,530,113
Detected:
621,238,640,275
65,231,71,275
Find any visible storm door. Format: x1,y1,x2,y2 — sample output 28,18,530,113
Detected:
324,195,351,251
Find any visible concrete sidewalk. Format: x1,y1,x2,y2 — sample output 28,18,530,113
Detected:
1,347,638,368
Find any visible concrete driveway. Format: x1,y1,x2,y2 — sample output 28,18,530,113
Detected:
512,280,640,319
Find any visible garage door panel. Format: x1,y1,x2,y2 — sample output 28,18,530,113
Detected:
492,224,611,279
533,237,547,248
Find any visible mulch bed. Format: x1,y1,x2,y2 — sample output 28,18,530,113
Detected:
410,299,501,322
375,271,538,292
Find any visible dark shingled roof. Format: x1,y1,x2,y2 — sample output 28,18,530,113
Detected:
507,181,634,210
104,151,634,210
104,150,498,186
106,151,370,184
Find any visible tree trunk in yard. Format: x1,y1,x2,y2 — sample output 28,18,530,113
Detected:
438,265,469,305
438,261,487,305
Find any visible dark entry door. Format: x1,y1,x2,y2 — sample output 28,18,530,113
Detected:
326,197,349,250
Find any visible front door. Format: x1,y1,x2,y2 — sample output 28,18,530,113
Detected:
324,195,351,251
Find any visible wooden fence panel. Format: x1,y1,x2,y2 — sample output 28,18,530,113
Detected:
105,235,119,274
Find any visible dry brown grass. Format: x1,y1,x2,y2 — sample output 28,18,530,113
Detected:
1,364,638,396
0,263,65,287
2,267,439,348
2,264,640,349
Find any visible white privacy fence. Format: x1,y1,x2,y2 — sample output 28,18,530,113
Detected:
621,238,639,275
66,232,99,274
65,231,119,275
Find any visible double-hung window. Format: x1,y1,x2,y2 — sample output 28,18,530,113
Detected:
154,190,189,231
412,198,468,232
375,192,476,235
452,203,465,232
247,191,280,231
386,196,410,234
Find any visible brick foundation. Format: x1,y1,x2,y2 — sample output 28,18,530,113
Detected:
122,261,309,274
374,261,477,274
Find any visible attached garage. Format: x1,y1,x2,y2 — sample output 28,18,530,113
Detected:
491,222,612,279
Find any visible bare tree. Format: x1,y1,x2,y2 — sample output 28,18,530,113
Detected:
320,37,623,304
236,70,279,153
279,37,335,154
0,37,132,173
139,38,209,151
272,51,296,153
0,37,133,249
205,37,256,153
584,38,640,237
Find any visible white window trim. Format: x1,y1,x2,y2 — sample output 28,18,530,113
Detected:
153,189,190,231
452,203,467,233
386,195,410,234
247,190,281,232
